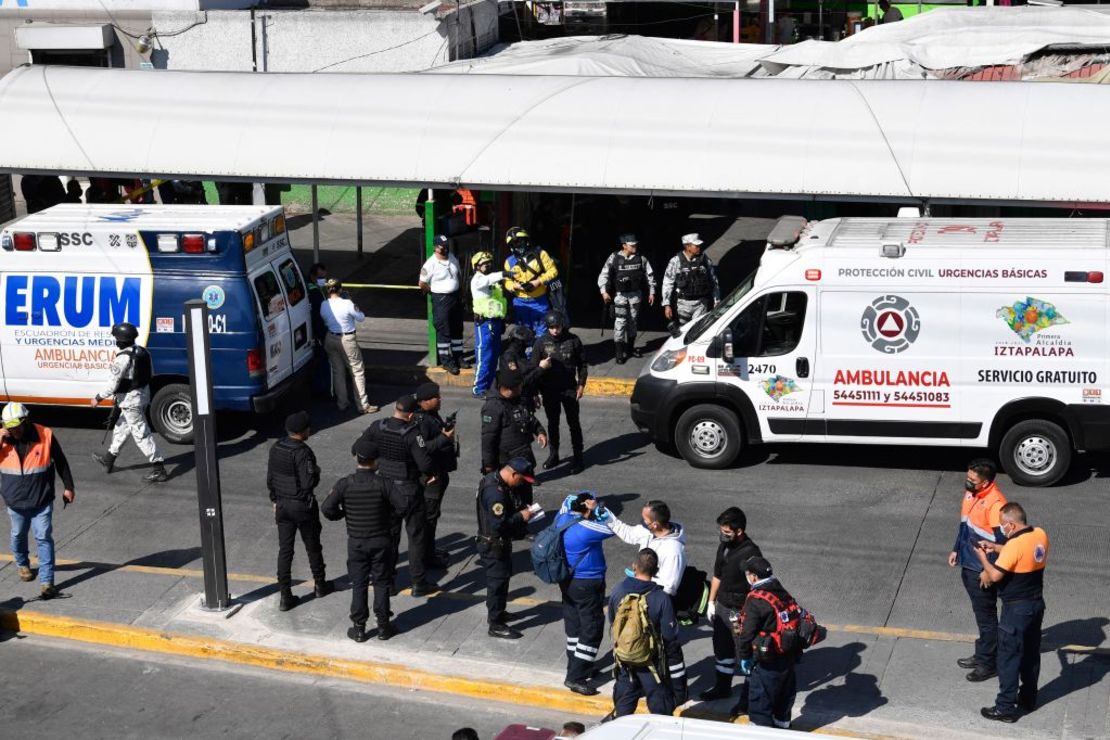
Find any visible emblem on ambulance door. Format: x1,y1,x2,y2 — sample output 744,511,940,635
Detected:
861,295,920,354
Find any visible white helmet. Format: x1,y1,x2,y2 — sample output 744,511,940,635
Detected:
1,402,29,429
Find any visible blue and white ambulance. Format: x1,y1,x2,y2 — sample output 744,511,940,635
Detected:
1,204,314,443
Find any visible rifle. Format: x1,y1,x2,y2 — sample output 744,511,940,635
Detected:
600,300,615,337
444,411,460,458
101,404,122,445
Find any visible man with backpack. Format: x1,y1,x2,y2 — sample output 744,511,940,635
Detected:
734,557,806,729
606,549,687,718
554,493,615,696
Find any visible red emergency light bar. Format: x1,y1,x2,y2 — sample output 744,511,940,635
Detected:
1064,271,1104,283
13,232,36,251
181,234,205,254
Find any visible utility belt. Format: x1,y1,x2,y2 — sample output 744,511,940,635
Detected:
475,533,507,548
274,492,314,505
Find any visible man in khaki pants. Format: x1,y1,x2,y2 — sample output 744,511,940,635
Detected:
320,280,377,414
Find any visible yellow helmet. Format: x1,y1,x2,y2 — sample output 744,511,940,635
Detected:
1,401,29,428
471,251,494,269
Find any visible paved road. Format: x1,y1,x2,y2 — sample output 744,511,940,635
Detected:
0,634,575,739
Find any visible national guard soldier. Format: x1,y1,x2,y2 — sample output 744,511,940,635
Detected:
475,457,537,639
481,367,548,507
533,310,588,475
322,438,409,643
662,233,720,332
598,234,656,364
413,382,458,570
353,395,438,597
90,322,168,483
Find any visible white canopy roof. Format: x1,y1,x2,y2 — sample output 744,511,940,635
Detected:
1,64,1109,204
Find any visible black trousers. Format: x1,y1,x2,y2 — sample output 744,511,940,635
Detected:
748,657,797,728
275,498,326,588
613,666,676,717
431,292,464,363
995,598,1044,713
389,481,428,584
542,389,583,456
423,472,449,561
561,577,606,683
348,536,392,627
477,540,512,622
961,567,1000,671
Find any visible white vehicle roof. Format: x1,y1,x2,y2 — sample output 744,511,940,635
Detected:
812,217,1110,250
4,204,280,234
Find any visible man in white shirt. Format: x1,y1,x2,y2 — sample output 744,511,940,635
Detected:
319,280,375,414
603,500,687,596
419,235,466,375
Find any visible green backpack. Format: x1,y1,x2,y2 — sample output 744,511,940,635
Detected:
612,592,661,679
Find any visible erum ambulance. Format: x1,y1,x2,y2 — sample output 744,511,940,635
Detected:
631,216,1110,486
1,204,314,443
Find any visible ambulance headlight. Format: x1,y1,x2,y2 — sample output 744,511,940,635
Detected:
651,348,687,373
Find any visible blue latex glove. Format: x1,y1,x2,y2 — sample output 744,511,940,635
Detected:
739,659,753,675
594,504,611,523
624,568,635,579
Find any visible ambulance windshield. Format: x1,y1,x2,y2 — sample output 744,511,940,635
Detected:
685,270,756,344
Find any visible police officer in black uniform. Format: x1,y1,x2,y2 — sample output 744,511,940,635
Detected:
353,395,437,596
498,325,549,411
476,457,537,639
481,367,548,507
267,411,332,612
322,438,409,643
413,382,458,570
532,310,588,474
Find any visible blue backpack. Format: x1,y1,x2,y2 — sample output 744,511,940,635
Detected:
531,517,579,584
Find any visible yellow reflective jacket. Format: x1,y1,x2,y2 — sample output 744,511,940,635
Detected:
504,249,558,299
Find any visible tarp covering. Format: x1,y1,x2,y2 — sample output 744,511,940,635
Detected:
2,64,1110,204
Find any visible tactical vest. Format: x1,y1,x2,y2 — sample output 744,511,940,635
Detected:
473,282,508,319
674,253,711,300
115,345,152,395
611,252,645,294
375,420,418,481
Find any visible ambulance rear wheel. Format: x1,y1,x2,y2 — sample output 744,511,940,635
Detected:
151,384,194,445
675,404,742,469
999,419,1071,487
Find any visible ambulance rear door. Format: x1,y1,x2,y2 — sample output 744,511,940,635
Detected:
249,261,293,387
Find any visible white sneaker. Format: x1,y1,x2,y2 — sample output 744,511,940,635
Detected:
773,719,791,730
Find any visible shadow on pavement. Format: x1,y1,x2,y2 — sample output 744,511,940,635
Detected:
1038,617,1110,709
794,642,886,728
52,547,202,594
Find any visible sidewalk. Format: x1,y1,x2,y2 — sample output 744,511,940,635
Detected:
2,551,1105,740
287,211,665,394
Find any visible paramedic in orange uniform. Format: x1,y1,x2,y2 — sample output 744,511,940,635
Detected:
973,502,1049,723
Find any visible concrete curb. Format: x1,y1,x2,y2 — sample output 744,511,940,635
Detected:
362,365,637,398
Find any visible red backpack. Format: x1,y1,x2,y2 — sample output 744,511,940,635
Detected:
746,589,826,660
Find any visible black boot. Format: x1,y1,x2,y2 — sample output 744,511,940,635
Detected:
279,588,298,612
700,673,733,701
455,352,472,370
614,342,627,365
347,624,369,643
92,451,117,474
144,461,168,483
377,620,399,641
570,454,584,475
314,578,334,598
543,448,561,470
631,342,643,358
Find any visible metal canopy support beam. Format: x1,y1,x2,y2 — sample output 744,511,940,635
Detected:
311,184,320,263
356,186,364,259
424,189,437,366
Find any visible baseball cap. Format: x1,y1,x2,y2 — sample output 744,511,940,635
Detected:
744,556,773,580
681,233,704,246
284,410,311,434
434,235,449,248
353,438,379,462
415,382,440,402
396,395,419,413
497,367,523,389
619,233,638,245
506,456,536,483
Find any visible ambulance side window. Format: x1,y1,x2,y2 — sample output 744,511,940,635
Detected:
729,291,807,358
253,270,285,320
277,259,306,307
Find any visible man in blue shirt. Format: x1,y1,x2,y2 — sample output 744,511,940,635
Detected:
555,492,614,696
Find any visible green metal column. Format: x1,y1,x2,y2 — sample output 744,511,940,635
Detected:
424,188,437,365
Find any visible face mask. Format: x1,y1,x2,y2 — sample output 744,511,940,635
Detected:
719,532,735,544
316,278,326,287
965,479,982,493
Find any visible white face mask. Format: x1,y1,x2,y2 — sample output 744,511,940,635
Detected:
316,278,326,287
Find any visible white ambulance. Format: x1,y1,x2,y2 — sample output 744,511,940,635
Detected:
631,216,1110,486
0,204,315,443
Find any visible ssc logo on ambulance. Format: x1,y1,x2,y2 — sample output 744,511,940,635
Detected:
202,285,226,310
861,295,920,354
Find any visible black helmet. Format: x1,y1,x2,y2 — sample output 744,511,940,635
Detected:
543,310,567,330
505,226,530,252
111,322,139,346
509,324,534,344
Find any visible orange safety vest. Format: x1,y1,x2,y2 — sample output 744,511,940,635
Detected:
0,423,56,509
452,188,479,226
960,482,1006,543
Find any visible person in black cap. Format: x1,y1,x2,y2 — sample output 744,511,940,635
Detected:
475,456,537,639
322,437,409,642
353,395,437,596
498,325,550,411
480,367,547,507
533,310,588,474
413,382,458,570
267,411,332,611
733,556,799,729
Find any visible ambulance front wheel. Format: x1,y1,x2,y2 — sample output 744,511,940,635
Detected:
151,384,194,445
675,404,742,469
999,419,1071,488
